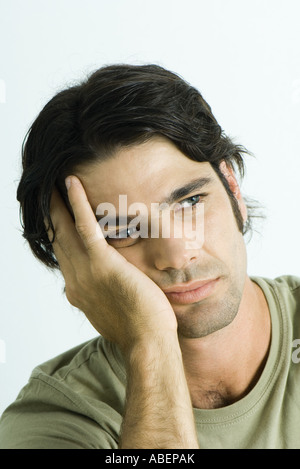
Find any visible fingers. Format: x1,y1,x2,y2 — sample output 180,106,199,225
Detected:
65,176,108,258
44,187,86,281
48,187,85,257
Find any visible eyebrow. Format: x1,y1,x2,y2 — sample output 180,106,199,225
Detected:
96,176,213,226
162,176,213,205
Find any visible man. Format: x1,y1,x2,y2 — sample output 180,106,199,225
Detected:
0,64,299,449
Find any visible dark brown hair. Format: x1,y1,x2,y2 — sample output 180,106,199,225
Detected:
17,63,257,269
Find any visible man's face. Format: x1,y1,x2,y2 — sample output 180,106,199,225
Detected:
76,137,248,339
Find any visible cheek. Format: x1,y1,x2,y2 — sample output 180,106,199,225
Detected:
204,202,233,244
116,245,147,272
203,205,247,283
203,197,245,257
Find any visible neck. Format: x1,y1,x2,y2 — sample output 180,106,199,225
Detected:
179,276,271,409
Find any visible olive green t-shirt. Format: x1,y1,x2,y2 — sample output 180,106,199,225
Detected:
0,276,300,449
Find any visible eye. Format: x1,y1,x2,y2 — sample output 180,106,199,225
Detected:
180,194,201,208
106,224,140,247
117,226,139,239
176,194,206,211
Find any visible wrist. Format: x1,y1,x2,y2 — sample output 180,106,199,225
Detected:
122,330,181,365
119,332,199,449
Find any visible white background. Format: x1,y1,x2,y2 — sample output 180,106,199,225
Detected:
0,0,299,416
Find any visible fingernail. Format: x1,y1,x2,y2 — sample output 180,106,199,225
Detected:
65,177,72,190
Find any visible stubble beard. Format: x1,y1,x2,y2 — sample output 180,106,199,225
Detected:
175,279,244,339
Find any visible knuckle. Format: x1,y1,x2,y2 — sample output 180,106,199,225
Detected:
64,272,90,308
75,270,90,290
75,223,98,249
52,228,64,247
65,285,79,307
75,222,90,238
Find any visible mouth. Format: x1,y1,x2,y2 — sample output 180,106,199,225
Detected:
162,278,220,305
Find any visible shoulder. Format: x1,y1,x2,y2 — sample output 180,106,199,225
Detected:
0,336,126,449
253,274,300,335
252,274,300,302
272,275,300,292
268,275,300,314
32,335,126,383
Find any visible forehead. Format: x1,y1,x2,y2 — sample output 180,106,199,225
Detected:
76,137,215,210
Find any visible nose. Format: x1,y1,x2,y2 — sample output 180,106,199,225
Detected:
148,236,201,271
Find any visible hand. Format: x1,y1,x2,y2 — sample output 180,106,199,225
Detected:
47,176,177,353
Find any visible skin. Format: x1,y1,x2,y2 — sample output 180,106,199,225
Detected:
49,136,271,446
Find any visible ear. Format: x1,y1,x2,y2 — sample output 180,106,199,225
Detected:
219,161,248,223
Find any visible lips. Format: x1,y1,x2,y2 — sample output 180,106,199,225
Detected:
162,278,219,305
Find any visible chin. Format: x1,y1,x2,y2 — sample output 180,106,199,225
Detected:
176,285,243,339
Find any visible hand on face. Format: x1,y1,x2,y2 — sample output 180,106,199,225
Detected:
46,176,177,353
